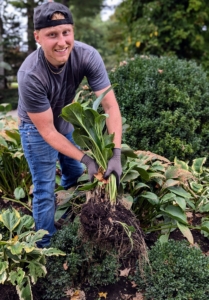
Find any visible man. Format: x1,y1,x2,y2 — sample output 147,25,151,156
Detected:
17,1,122,248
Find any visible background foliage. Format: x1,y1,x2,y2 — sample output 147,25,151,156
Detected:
109,55,209,162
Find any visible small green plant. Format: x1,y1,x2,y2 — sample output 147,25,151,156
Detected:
0,116,32,208
40,218,120,300
0,208,65,300
134,239,209,300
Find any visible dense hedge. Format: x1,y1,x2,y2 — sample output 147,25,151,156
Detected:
134,240,209,299
109,56,209,162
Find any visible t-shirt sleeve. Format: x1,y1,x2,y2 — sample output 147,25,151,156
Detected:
85,48,110,91
18,71,50,113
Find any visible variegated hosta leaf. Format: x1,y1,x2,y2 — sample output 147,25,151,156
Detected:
28,261,47,284
168,186,191,199
42,247,66,256
0,208,20,232
192,157,207,175
190,182,203,194
25,230,48,244
15,215,34,235
8,241,23,255
16,276,32,300
0,261,8,275
9,268,25,286
0,271,7,284
174,157,189,170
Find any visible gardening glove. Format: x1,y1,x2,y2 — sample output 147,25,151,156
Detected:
103,148,122,188
81,154,99,182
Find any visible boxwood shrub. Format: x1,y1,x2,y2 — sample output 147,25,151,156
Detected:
134,240,209,299
109,56,209,162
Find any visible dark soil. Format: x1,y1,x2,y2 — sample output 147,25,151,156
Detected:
1,197,209,300
80,198,146,260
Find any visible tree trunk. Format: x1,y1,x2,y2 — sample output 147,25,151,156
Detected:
0,16,4,89
27,0,37,54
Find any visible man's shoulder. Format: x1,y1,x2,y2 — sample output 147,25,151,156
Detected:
73,40,96,53
18,48,43,75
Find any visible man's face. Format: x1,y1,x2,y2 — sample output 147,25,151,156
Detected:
34,24,74,67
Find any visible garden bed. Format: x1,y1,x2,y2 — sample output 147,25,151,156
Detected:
0,197,209,300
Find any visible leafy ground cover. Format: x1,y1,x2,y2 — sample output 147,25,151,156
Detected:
0,197,208,300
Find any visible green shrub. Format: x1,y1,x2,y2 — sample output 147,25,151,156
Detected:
0,88,18,110
134,239,209,299
40,218,120,300
109,56,209,162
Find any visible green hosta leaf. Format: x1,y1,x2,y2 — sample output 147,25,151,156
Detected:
78,181,98,191
160,192,176,203
16,276,32,300
121,145,138,158
14,187,25,200
133,182,150,193
9,268,25,286
177,221,194,244
175,196,186,211
0,208,20,232
190,182,203,193
159,234,169,244
141,192,159,205
61,102,84,126
122,170,139,182
0,103,12,112
185,198,195,210
136,167,149,181
162,179,180,191
200,220,209,235
192,157,207,175
5,130,21,145
28,261,47,284
93,85,113,111
0,136,8,147
161,205,188,224
168,186,191,199
174,157,189,170
199,202,209,213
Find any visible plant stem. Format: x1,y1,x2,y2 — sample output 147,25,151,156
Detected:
2,197,32,212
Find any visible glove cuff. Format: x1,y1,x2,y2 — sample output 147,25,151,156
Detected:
81,154,92,166
113,148,121,156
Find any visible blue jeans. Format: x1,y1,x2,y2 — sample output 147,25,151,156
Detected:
19,121,83,248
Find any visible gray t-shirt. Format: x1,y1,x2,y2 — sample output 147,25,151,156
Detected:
17,41,110,134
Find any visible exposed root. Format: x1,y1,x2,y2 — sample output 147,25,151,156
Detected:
80,188,148,267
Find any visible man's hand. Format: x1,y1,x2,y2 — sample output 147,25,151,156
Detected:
81,154,99,182
103,148,122,188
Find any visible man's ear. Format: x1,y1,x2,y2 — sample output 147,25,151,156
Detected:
34,30,40,44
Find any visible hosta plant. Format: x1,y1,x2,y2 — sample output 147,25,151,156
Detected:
0,116,32,208
121,150,196,244
0,208,65,300
61,90,147,260
174,157,209,238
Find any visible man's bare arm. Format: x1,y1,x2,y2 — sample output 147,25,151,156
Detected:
95,86,122,148
27,107,84,161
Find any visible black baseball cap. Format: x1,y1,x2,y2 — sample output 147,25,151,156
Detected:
33,2,74,30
